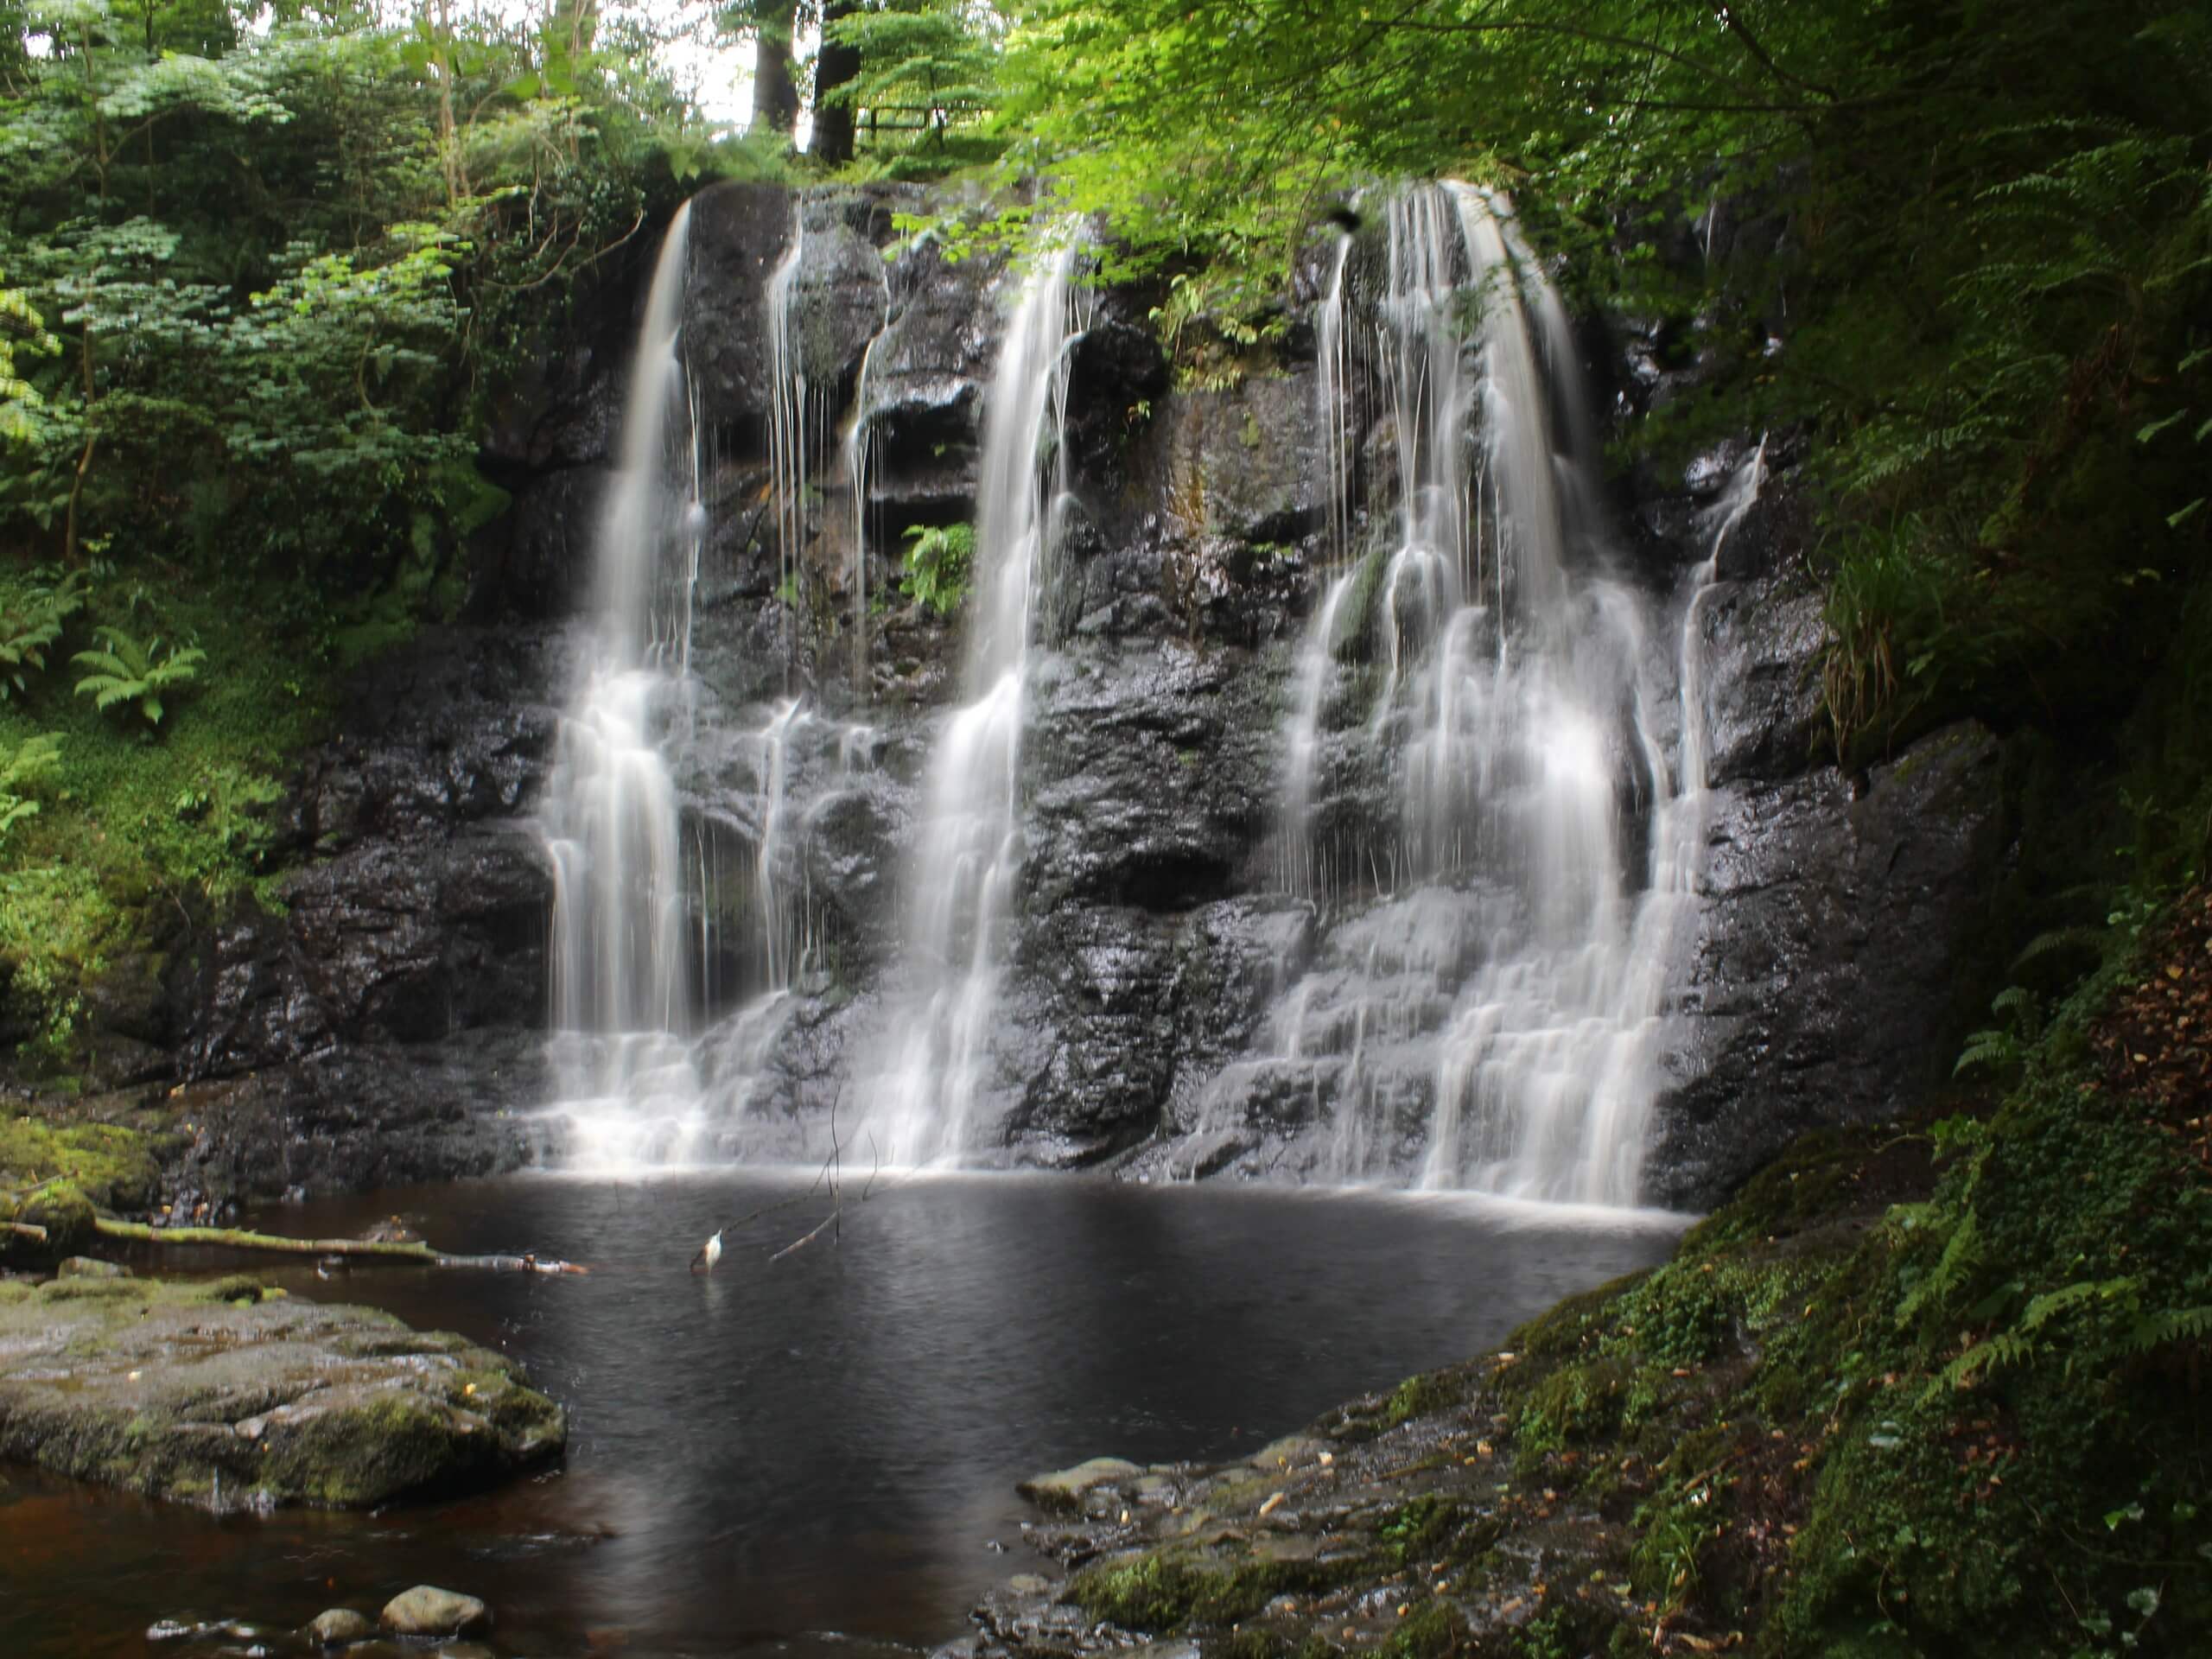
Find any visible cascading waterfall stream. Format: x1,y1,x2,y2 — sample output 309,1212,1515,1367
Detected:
537,198,891,1172
531,187,1753,1199
870,233,1089,1166
538,203,709,1167
1223,183,1764,1208
1279,233,1358,899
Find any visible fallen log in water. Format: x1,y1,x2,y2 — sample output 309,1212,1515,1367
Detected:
91,1217,587,1274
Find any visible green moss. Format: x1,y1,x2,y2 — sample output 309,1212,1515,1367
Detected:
1380,1600,1464,1659
3,1178,96,1263
1071,1548,1357,1635
1071,1552,1206,1631
1515,1357,1631,1461
0,1116,162,1210
1382,1369,1469,1428
0,573,339,1068
1381,1494,1463,1563
260,1388,464,1506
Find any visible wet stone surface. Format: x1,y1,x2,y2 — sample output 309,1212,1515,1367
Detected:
0,1277,563,1511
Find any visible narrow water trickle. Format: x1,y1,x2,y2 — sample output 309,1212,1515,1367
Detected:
868,232,1090,1166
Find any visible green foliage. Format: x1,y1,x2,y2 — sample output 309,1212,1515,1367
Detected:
0,0,706,594
0,730,62,841
899,520,974,613
1471,894,2212,1657
71,626,204,728
0,569,86,697
823,0,1004,175
0,268,60,443
1953,986,2043,1081
0,567,334,1063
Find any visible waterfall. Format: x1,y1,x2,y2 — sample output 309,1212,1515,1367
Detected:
1219,183,1764,1208
845,331,882,699
1279,236,1357,899
767,201,808,678
870,232,1089,1166
538,203,710,1167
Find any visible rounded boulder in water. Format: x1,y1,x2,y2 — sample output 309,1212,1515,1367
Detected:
379,1586,491,1638
304,1607,374,1646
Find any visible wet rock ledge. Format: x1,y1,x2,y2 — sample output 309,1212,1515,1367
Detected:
0,1274,563,1510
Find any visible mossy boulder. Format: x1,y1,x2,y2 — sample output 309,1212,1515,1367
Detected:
4,1179,97,1262
0,1277,564,1510
0,1110,169,1268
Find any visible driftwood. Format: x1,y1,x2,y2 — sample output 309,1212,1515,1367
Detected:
5,1221,48,1241
92,1217,587,1274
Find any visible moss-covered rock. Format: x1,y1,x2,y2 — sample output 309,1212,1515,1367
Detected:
0,1276,563,1510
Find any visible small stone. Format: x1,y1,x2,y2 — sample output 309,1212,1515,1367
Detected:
379,1586,491,1638
305,1608,374,1646
1008,1573,1050,1595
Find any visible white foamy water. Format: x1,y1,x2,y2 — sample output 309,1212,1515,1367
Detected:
1213,185,1765,1207
866,232,1090,1166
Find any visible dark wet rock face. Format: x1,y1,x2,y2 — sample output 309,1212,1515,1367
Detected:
0,1277,563,1510
75,626,571,1202
1650,721,2008,1206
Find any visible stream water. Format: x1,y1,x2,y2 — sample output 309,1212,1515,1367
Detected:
1,1177,1675,1658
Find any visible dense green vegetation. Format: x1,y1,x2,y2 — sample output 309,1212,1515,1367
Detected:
0,0,761,1061
1468,888,2212,1656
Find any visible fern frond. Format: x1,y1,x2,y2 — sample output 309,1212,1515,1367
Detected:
1900,1211,1980,1326
2127,1306,2212,1353
2020,1276,2133,1332
1955,1030,2021,1077
2010,925,2109,975
1931,1330,2037,1396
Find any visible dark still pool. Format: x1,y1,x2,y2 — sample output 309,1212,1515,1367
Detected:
1,1173,1680,1657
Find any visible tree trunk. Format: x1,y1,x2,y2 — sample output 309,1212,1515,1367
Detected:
811,0,861,165
750,7,801,137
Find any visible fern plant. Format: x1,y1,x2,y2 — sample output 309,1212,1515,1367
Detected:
0,731,60,842
1955,984,2044,1079
72,626,206,728
899,522,975,615
0,570,86,698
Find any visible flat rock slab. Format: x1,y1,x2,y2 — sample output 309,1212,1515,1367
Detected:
380,1584,492,1637
0,1277,563,1510
1018,1456,1144,1514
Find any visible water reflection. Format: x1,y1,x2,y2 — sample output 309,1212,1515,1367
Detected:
2,1173,1678,1656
